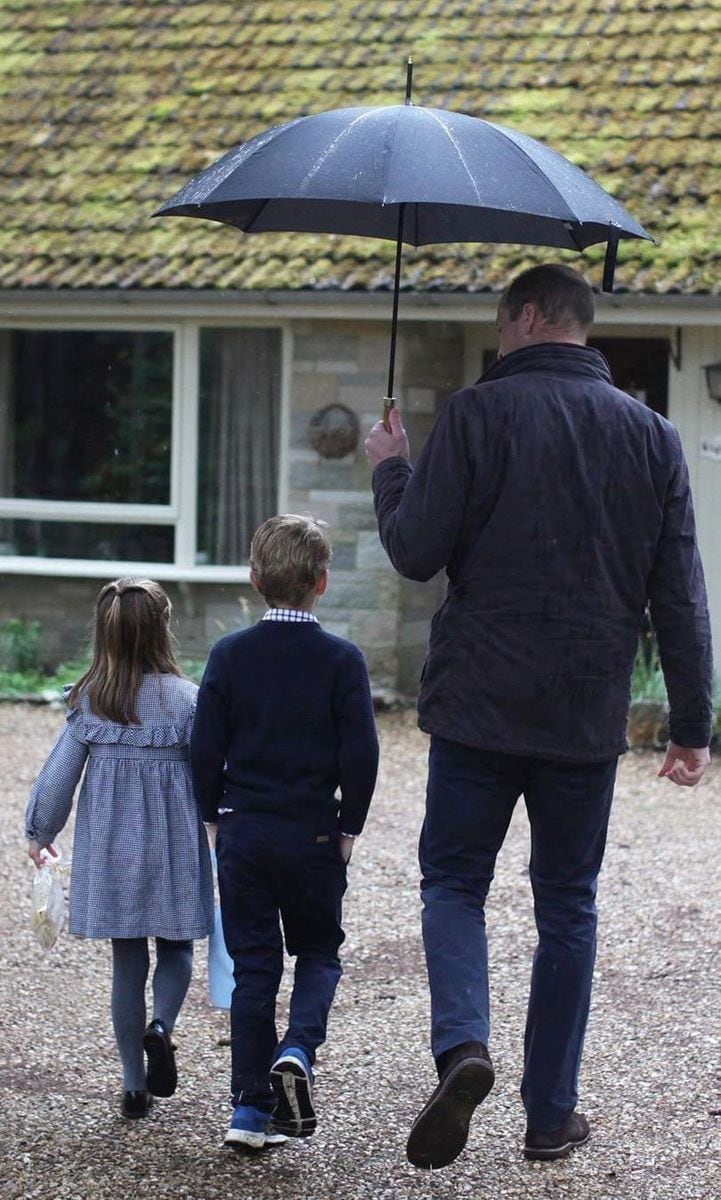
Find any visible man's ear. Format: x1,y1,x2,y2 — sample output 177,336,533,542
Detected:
521,301,540,334
250,568,261,595
315,570,329,597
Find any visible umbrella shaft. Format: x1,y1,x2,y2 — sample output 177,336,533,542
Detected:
386,202,406,402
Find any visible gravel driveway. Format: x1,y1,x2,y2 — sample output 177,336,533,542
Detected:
1,704,719,1200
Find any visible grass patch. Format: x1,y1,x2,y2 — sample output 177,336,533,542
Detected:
0,660,88,698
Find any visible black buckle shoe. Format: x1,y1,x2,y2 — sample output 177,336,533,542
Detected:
524,1111,591,1161
406,1042,495,1170
143,1019,177,1097
122,1090,153,1119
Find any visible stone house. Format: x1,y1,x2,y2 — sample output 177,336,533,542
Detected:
1,1,720,691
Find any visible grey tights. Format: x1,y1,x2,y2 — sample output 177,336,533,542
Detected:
111,937,193,1091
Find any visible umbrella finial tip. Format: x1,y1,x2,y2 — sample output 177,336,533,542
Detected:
405,56,414,104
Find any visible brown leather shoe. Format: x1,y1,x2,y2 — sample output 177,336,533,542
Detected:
524,1111,591,1161
406,1042,495,1170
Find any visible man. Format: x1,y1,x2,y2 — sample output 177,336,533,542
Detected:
364,264,713,1169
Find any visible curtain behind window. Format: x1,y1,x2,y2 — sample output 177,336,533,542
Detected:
197,327,281,565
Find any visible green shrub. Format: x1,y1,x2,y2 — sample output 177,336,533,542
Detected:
0,668,45,696
45,661,89,689
180,659,206,684
630,637,667,703
0,618,43,673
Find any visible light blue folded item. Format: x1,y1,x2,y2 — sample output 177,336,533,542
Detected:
208,851,234,1009
209,903,235,1009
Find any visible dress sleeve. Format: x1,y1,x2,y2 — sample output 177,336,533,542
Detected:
25,723,89,844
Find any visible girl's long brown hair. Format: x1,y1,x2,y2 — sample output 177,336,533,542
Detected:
68,578,182,724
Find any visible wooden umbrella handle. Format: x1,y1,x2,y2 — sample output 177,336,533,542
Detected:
382,395,395,432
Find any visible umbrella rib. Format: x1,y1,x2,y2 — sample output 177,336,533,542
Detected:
482,121,585,224
411,201,420,247
299,110,379,191
422,110,484,204
242,199,271,233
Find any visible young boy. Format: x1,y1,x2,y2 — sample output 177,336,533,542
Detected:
191,514,379,1149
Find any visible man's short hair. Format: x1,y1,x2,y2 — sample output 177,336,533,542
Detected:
250,514,333,607
500,264,594,330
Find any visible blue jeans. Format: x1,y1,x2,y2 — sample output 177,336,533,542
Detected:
420,736,617,1131
216,812,347,1107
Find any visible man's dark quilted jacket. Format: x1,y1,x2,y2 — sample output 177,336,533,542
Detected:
373,343,713,761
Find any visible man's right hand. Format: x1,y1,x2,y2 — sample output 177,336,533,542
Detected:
657,742,710,787
364,406,410,470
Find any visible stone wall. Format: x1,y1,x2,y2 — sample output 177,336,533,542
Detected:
287,316,464,694
0,574,261,672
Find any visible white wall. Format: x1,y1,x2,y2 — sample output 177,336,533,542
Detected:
667,327,721,677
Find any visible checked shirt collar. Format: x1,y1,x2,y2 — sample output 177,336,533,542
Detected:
262,608,319,624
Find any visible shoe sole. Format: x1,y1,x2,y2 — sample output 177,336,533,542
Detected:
406,1058,495,1170
224,1128,268,1151
523,1128,591,1161
143,1027,177,1098
265,1130,289,1146
270,1057,316,1137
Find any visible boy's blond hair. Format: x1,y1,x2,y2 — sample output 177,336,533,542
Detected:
250,515,332,607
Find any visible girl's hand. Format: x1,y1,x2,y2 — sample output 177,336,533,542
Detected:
28,840,58,869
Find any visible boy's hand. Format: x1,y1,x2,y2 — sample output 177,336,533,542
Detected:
339,834,355,864
28,840,58,869
657,742,710,787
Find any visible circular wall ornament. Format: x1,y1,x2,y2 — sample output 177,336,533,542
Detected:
307,403,360,459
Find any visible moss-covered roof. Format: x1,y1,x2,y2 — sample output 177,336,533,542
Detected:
0,0,720,294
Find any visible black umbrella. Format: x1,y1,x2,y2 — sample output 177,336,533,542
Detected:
155,62,652,423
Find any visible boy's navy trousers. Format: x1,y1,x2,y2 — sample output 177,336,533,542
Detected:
420,736,617,1132
216,810,347,1108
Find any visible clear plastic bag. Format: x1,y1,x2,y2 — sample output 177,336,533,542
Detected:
31,860,65,951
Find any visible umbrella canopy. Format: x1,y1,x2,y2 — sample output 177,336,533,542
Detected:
155,87,652,410
156,104,650,251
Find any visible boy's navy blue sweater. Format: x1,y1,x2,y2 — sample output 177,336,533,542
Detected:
190,621,379,835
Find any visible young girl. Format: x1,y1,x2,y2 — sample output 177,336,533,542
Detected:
25,578,214,1119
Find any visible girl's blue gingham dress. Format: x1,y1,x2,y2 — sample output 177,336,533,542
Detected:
25,674,214,941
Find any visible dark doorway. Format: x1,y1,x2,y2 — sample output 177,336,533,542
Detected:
589,337,669,416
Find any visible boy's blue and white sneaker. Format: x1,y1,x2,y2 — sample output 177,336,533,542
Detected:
224,1104,287,1151
270,1047,316,1137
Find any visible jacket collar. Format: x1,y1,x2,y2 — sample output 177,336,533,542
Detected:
479,342,613,386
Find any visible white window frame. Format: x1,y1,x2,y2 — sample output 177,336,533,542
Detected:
0,316,291,581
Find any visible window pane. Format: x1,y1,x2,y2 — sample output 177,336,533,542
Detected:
196,327,281,565
0,519,174,562
0,329,173,503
